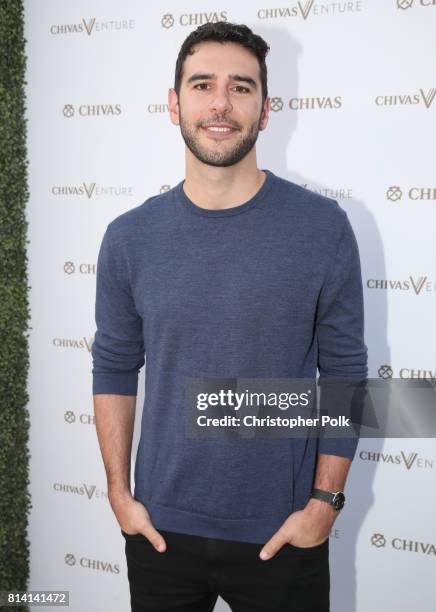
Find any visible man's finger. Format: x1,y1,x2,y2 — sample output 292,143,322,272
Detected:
142,524,167,552
259,530,288,560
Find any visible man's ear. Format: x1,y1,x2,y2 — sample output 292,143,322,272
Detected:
168,88,180,126
259,96,271,131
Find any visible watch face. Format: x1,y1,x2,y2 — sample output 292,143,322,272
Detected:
332,492,345,510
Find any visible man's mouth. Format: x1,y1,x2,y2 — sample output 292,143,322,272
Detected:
201,124,239,138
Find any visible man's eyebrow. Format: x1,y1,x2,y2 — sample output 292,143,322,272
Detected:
186,72,258,89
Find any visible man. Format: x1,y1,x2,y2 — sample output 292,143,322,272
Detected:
92,21,367,612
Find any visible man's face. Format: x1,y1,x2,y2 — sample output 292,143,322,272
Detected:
171,41,269,167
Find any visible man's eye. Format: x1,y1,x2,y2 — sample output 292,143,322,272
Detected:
193,84,250,93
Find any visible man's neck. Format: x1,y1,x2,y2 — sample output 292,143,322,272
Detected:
182,160,266,212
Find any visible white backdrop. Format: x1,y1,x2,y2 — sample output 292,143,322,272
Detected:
24,1,436,611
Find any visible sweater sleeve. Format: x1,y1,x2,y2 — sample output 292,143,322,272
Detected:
91,224,145,395
315,209,368,460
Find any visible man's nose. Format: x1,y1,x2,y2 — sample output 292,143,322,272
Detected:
210,88,233,114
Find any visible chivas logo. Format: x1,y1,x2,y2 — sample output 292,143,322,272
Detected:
376,88,436,108
372,532,436,555
397,0,436,9
387,185,436,201
161,11,228,28
360,450,435,470
62,104,122,117
50,18,134,35
367,276,433,294
257,0,362,20
53,337,93,351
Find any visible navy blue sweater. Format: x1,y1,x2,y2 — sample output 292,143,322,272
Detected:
91,169,368,544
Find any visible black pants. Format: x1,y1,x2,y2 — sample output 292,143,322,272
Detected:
121,528,330,612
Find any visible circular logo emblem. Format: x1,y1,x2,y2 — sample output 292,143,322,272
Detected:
386,186,402,201
161,14,174,29
270,97,284,112
64,553,76,565
371,533,386,548
397,0,414,10
378,365,393,379
63,104,75,118
64,411,75,424
64,261,75,274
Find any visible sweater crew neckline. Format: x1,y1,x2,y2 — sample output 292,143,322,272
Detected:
175,168,275,218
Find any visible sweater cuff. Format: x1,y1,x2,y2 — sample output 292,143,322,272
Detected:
92,371,139,396
318,437,359,461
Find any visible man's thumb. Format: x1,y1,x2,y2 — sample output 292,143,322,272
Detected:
259,529,287,560
143,524,167,552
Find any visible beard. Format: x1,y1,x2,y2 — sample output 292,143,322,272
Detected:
178,107,263,168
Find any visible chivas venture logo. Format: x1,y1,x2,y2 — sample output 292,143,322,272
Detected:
50,17,135,35
375,88,436,108
53,337,93,351
359,450,435,470
366,276,435,294
301,183,353,199
257,0,362,20
53,482,107,499
51,182,133,198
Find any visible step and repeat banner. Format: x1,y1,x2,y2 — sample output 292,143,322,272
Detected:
24,1,435,611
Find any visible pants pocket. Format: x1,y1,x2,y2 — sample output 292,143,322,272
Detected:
120,529,150,542
279,537,329,556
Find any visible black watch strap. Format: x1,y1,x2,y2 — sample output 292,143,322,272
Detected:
310,488,345,511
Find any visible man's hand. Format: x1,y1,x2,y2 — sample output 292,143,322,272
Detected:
109,490,167,553
259,498,337,560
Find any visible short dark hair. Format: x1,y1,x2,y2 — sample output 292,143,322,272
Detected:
174,21,270,104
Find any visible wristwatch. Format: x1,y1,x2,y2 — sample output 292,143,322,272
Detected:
310,488,345,511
